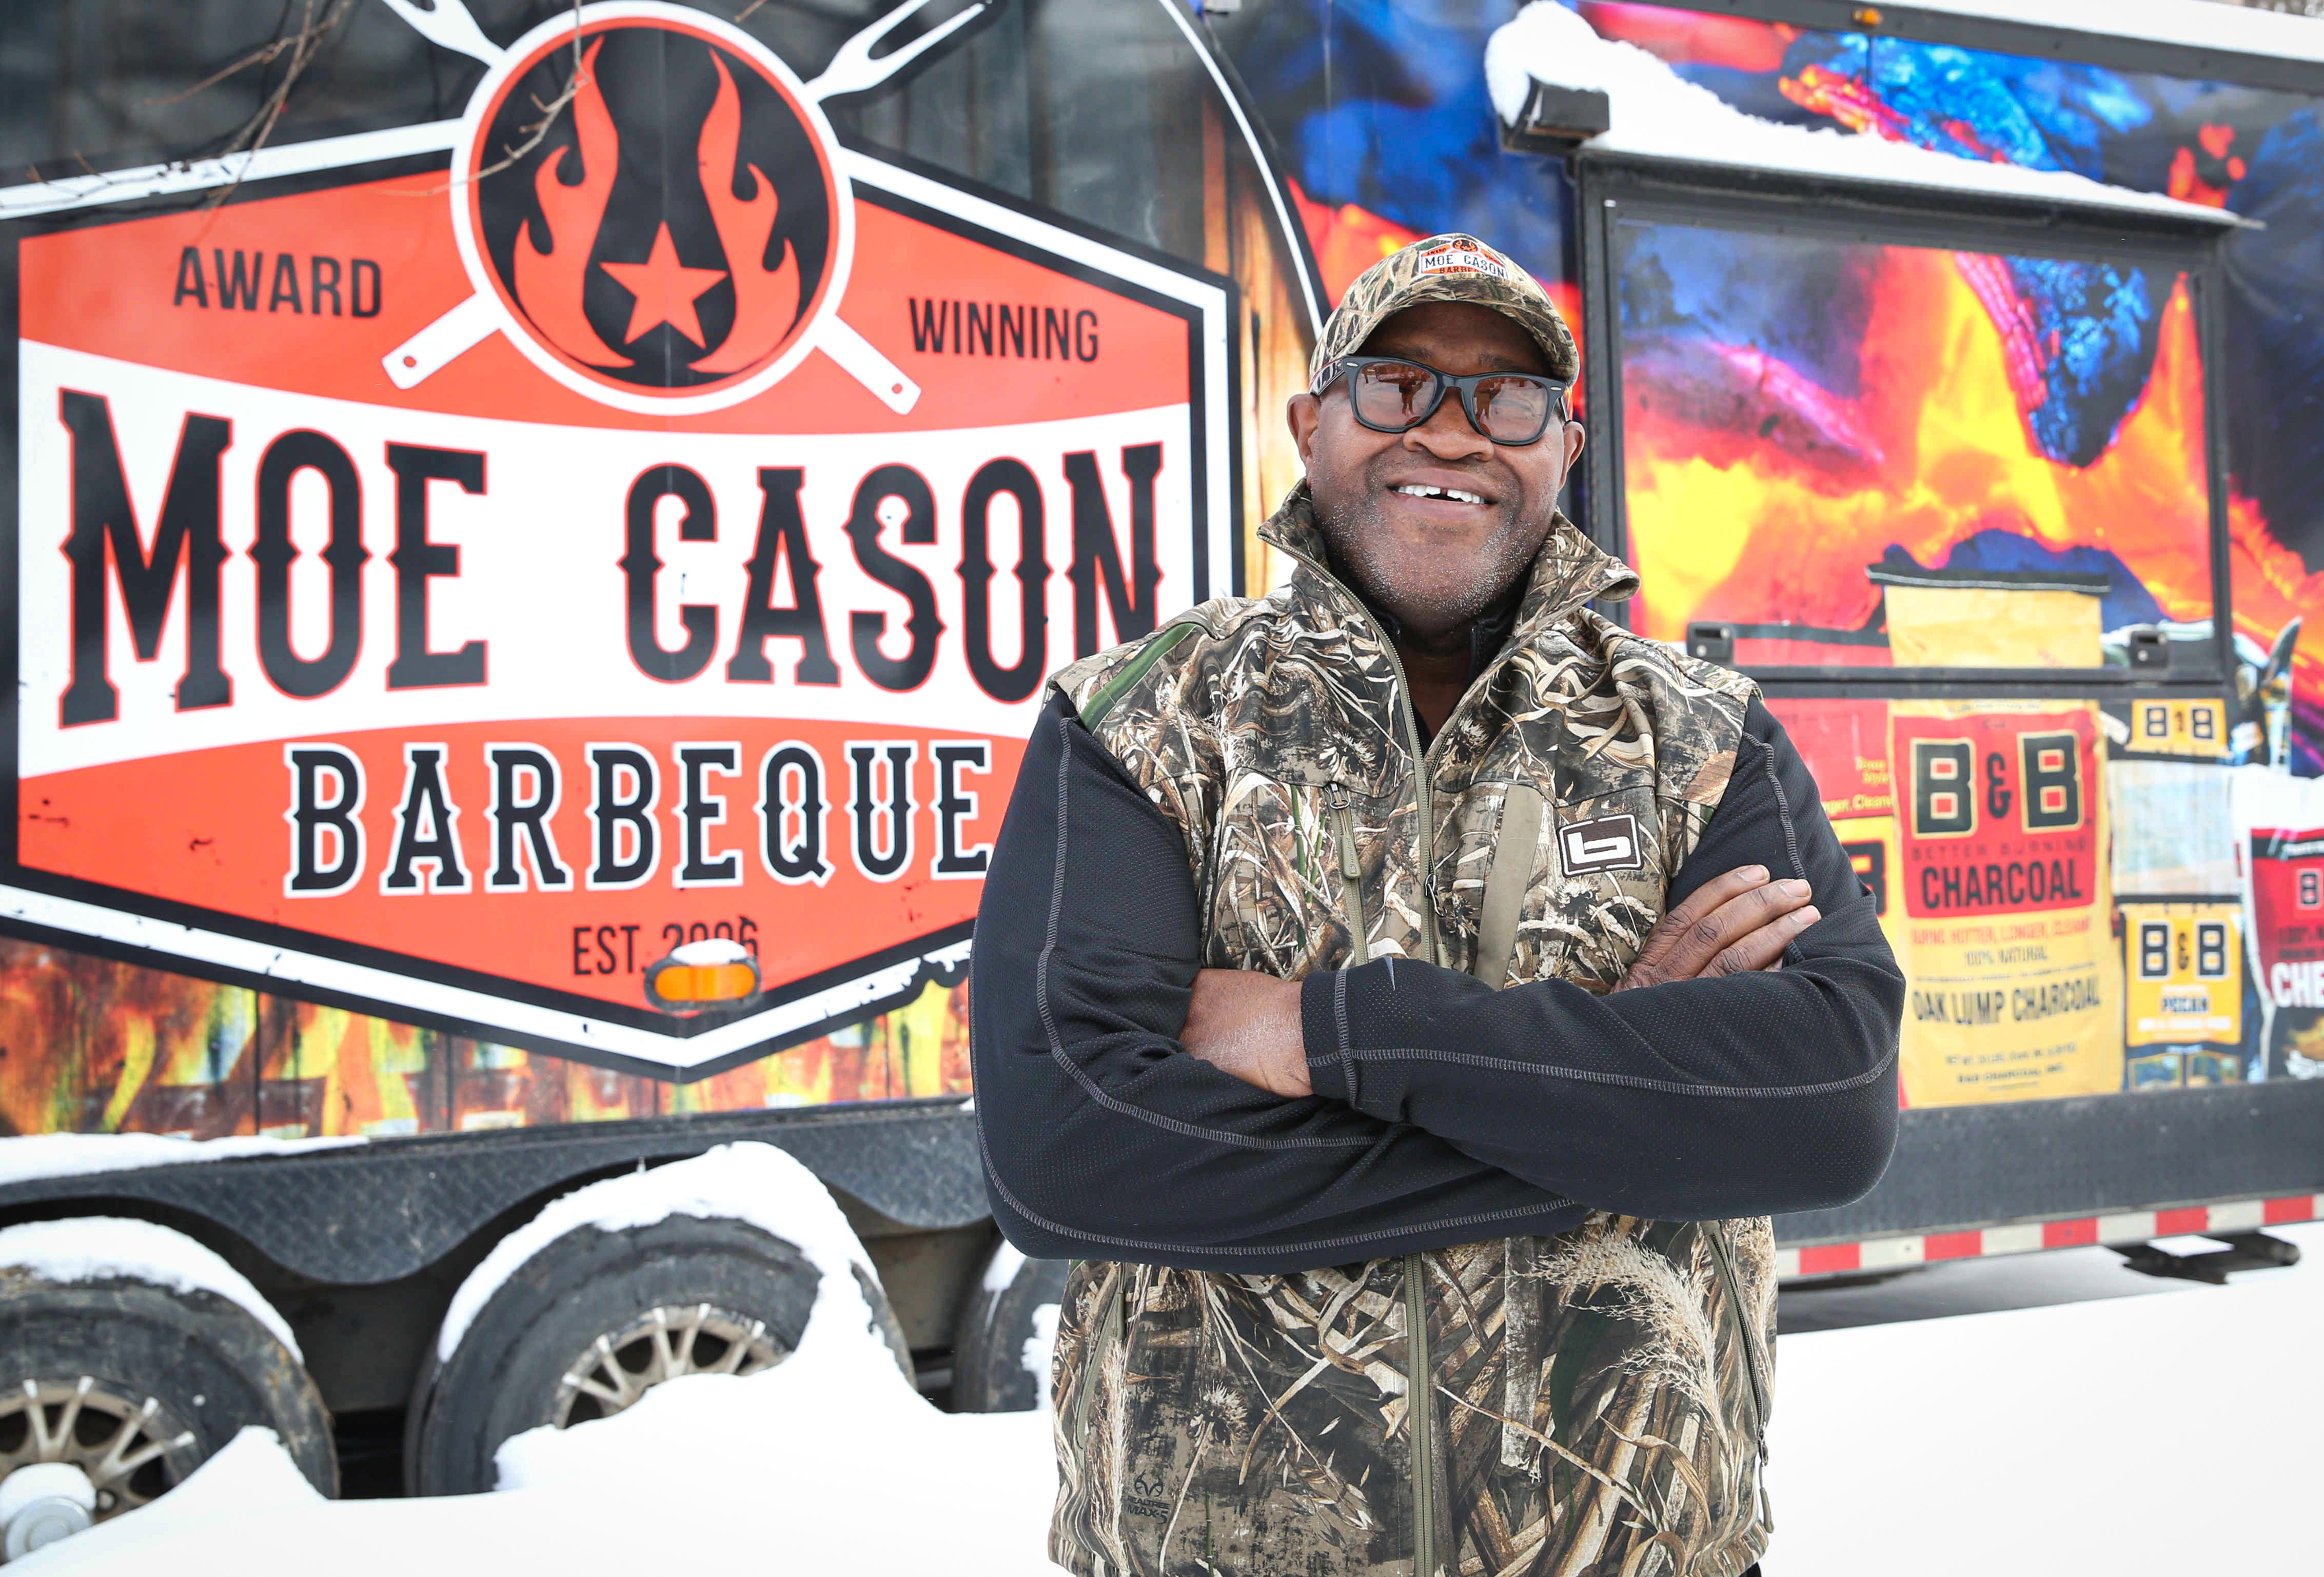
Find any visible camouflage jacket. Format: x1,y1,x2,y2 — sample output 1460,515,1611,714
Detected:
977,486,1899,1577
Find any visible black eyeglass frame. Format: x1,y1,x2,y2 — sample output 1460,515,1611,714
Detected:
1316,354,1574,446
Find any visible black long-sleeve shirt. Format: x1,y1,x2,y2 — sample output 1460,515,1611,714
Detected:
971,691,1902,1272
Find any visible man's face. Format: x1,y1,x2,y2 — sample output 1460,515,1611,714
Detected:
1288,301,1585,642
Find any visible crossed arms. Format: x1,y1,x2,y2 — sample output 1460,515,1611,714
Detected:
968,693,1904,1272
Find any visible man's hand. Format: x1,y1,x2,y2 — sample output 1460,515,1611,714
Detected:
1181,969,1310,1096
1615,865,1819,992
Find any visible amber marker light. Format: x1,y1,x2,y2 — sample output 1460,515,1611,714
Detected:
643,938,763,1014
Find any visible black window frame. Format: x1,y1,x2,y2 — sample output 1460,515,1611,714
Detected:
1574,152,2237,705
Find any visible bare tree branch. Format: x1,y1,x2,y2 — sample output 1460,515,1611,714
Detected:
470,0,590,183
203,0,362,208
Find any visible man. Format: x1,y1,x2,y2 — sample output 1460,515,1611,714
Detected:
971,233,1902,1577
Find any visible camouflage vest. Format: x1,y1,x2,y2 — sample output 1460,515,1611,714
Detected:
1046,486,1772,1577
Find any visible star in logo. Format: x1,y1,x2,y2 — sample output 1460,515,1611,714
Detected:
600,223,727,347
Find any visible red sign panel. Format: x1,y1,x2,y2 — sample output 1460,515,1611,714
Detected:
4,3,1232,1074
1893,708,2099,920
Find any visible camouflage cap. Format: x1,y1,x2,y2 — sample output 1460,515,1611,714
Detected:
1310,233,1578,390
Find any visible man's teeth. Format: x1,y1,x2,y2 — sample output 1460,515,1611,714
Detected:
1392,484,1486,505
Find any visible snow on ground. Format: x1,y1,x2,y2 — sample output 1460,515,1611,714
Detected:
0,1216,303,1358
1485,3,2237,223
0,1132,364,1189
21,1217,2323,1575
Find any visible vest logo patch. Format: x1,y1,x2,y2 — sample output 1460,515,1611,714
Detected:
1559,813,1643,875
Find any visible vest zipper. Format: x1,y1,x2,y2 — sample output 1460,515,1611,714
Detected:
1703,1219,1771,1524
1326,785,1369,965
1373,638,1444,969
1272,546,1447,970
1404,1251,1437,1577
1279,544,1446,1575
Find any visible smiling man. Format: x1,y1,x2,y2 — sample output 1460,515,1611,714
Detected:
971,234,1903,1577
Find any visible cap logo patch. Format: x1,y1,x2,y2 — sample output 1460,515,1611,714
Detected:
1416,242,1509,280
1558,813,1643,875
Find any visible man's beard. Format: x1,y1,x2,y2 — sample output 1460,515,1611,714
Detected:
1311,472,1550,645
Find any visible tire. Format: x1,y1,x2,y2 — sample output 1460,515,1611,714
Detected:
406,1213,912,1495
951,1245,1070,1412
1,1253,337,1525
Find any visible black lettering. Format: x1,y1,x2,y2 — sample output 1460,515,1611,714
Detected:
268,252,304,313
959,458,1049,703
1910,739,1975,837
845,465,943,692
725,467,839,684
621,464,718,683
213,248,260,310
311,255,344,318
2021,731,2082,831
932,741,992,878
759,742,832,884
1064,445,1161,656
586,745,658,888
384,443,487,688
848,741,917,881
620,923,640,972
380,744,468,893
350,258,381,318
998,304,1025,359
2197,920,2228,977
253,430,367,699
908,297,947,353
966,300,993,356
172,246,208,308
674,742,742,887
1841,838,1886,913
573,925,592,976
950,299,961,355
486,745,571,891
1043,306,1070,360
597,925,619,975
1984,751,2012,819
284,744,364,895
1075,308,1098,361
59,391,233,724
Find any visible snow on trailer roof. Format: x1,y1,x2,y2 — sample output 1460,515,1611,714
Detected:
1484,3,2240,225
1895,0,2324,67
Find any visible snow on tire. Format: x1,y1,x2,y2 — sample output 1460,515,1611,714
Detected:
406,1151,913,1495
951,1244,1068,1413
0,1217,337,1543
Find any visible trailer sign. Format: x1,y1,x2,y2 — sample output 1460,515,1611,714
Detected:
3,2,1233,1075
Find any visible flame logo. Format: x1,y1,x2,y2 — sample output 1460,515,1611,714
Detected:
469,16,837,396
692,53,800,376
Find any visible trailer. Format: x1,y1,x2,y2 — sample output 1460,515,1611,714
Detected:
6,0,2324,1553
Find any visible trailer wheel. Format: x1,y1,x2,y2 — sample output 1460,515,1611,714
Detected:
407,1213,909,1494
951,1246,1070,1412
1,1244,337,1536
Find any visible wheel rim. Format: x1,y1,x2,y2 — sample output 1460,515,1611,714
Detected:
552,1304,786,1426
0,1378,198,1521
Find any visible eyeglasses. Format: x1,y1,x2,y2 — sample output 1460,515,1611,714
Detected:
1319,355,1570,446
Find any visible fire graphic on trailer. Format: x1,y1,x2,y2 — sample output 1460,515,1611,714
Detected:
381,0,983,415
1616,229,2216,651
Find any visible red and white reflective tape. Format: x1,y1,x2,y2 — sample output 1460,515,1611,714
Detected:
1776,1194,2324,1279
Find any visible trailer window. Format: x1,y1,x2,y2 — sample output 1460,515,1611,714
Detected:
1611,218,2216,674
